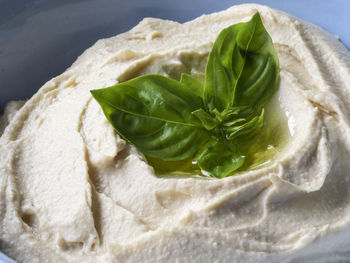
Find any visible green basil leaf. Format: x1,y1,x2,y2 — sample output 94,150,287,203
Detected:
203,12,279,114
234,15,279,112
223,118,246,127
191,108,216,130
227,109,264,141
179,73,204,109
195,140,245,178
91,75,210,160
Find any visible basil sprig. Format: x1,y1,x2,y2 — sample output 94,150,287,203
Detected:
91,13,279,178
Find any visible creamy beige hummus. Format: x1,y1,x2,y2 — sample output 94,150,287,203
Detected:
1,4,350,263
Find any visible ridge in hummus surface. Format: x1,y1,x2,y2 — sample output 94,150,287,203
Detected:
1,4,350,263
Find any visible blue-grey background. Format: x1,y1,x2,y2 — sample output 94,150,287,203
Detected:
0,0,349,261
0,0,349,114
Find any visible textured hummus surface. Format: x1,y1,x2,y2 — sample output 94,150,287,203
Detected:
1,4,350,263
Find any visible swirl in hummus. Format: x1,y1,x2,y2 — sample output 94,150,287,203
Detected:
1,4,350,263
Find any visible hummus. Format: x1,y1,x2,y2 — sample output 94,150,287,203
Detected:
1,4,350,263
